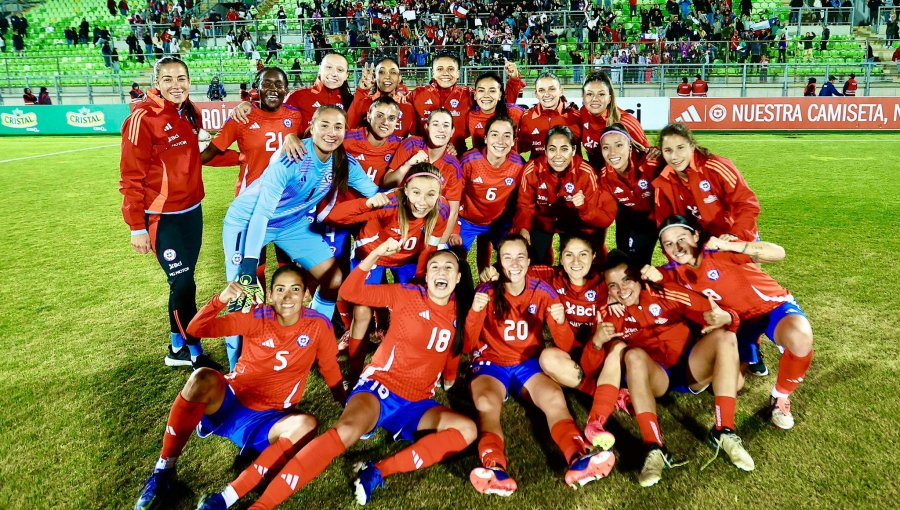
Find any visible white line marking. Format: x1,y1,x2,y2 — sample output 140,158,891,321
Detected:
0,144,118,164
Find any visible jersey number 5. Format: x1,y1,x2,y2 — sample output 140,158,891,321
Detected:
274,350,290,371
503,320,528,342
265,131,284,152
426,327,452,352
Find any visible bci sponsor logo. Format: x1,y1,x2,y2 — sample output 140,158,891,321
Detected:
1,109,39,131
66,107,107,131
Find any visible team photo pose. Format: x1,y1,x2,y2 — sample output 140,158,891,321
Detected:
580,71,650,169
342,95,405,189
512,126,617,264
135,266,345,510
516,72,582,158
649,215,815,431
226,239,477,509
466,71,525,151
346,56,416,137
466,235,616,496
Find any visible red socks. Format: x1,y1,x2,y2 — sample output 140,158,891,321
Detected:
249,428,346,510
159,393,206,463
375,429,468,477
714,396,736,430
336,300,353,331
775,348,813,395
229,437,294,499
477,432,507,470
550,418,589,463
347,336,368,381
588,384,619,425
636,412,664,447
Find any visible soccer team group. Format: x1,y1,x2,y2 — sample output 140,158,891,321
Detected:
122,51,815,510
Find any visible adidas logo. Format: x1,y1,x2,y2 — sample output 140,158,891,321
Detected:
165,425,176,435
418,310,430,320
473,176,484,183
674,105,703,123
249,122,260,129
614,186,624,193
312,101,321,108
164,123,173,131
475,122,483,129
254,464,269,476
424,99,433,105
356,154,365,160
391,227,401,234
531,128,539,135
262,338,275,348
412,449,424,469
281,473,300,490
539,183,548,189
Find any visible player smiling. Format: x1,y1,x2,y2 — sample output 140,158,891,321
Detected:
346,56,416,137
467,71,525,151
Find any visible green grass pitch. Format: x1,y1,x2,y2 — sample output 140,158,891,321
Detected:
0,133,898,509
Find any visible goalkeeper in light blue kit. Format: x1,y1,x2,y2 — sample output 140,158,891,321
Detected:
222,105,381,368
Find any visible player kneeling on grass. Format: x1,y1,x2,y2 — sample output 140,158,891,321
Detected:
136,266,346,510
466,234,616,496
225,239,477,509
596,250,753,486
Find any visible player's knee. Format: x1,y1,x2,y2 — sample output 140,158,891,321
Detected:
280,414,318,443
452,416,478,445
716,331,739,355
624,347,648,371
183,368,223,400
473,392,501,415
352,305,372,322
534,385,567,413
324,266,344,292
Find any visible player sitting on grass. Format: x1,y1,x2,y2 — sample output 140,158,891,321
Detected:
135,266,346,510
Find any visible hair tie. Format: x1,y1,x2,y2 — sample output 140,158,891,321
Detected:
600,127,631,143
402,171,443,187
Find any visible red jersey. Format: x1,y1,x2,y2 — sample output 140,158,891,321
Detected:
339,268,460,400
602,283,739,368
843,79,857,96
677,83,692,97
528,265,608,347
691,79,708,97
284,79,345,133
466,278,575,365
517,99,582,157
512,154,617,235
211,105,305,196
389,136,463,202
580,106,650,168
346,87,416,138
186,296,343,411
458,148,526,226
659,249,794,321
466,104,525,151
342,127,404,188
652,151,760,241
599,150,662,216
120,90,203,232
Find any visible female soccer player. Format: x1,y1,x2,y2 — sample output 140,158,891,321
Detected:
599,124,663,265
653,123,761,242
120,56,219,370
516,72,582,158
346,56,416,137
580,72,649,168
327,164,456,382
227,239,477,509
600,250,753,486
466,235,616,496
136,266,345,510
342,96,405,189
511,126,617,264
221,106,379,322
649,215,814,431
467,71,525,151
458,115,525,271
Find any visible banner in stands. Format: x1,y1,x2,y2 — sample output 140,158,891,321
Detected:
670,97,900,130
516,97,670,130
0,104,130,135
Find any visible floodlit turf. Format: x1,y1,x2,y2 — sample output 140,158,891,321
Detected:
0,133,898,509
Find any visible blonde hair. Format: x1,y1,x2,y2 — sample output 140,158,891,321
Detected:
396,163,443,241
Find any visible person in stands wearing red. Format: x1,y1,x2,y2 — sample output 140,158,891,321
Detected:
228,240,477,509
512,126,617,264
842,73,858,96
409,52,524,155
516,72,582,159
691,74,708,96
580,72,650,169
647,215,815,432
342,96,405,189
135,267,346,510
346,56,416,138
653,123,760,243
467,71,526,151
22,87,37,104
676,77,691,97
466,235,616,496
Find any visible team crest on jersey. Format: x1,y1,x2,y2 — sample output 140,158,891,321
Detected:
232,252,242,265
648,304,662,317
564,182,575,194
450,99,460,108
638,179,649,190
528,304,537,314
504,177,514,186
163,249,177,261
699,180,711,192
707,269,720,281
385,154,392,162
297,335,310,348
585,290,597,302
283,119,292,128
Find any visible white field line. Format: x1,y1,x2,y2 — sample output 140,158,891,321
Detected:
0,144,119,164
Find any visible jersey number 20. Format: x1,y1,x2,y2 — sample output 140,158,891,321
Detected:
503,320,528,341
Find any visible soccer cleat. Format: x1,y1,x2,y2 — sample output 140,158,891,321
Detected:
638,446,682,487
564,450,616,489
469,466,518,497
192,354,223,371
704,428,755,472
615,388,635,416
583,419,616,451
769,395,795,430
135,469,174,510
195,493,226,510
338,330,351,352
353,462,384,505
164,345,192,367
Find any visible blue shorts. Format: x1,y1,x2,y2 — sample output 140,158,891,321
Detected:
348,378,441,441
663,347,705,395
458,217,508,252
350,257,418,285
736,301,806,363
308,213,352,260
468,358,543,400
197,384,288,455
223,216,335,280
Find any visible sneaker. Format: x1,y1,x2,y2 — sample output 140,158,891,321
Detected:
195,493,226,510
704,428,755,472
164,345,192,367
583,419,616,451
769,395,795,430
564,450,616,489
469,466,517,496
338,330,351,352
748,351,769,377
615,388,635,415
353,462,384,505
638,445,681,487
192,354,223,371
135,469,174,510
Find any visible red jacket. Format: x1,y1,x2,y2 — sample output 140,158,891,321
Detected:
512,154,616,235
599,150,662,217
676,82,692,97
284,79,345,133
580,106,650,168
517,98,582,157
691,79,708,96
652,151,760,241
119,90,203,232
